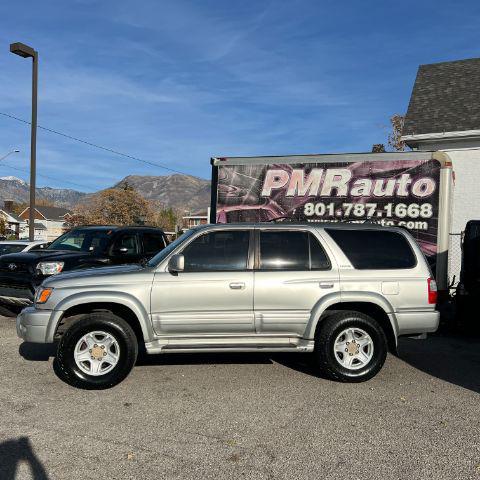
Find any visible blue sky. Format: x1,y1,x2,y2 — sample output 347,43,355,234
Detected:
0,0,479,192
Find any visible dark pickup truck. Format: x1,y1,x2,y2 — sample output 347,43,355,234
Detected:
0,225,167,309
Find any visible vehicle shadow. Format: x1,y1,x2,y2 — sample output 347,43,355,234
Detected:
136,350,328,377
18,334,480,393
0,436,49,480
398,334,480,394
19,342,57,361
136,351,275,366
19,341,325,380
19,343,277,367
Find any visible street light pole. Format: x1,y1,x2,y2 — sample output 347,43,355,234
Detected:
0,149,20,163
10,42,38,241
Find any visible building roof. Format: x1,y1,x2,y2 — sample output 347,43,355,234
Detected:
0,209,22,224
403,57,480,136
19,205,72,221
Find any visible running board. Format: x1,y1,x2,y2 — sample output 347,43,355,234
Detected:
145,337,314,354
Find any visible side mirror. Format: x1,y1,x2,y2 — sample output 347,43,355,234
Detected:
168,254,184,273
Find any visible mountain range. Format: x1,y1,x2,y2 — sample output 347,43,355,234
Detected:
0,174,211,213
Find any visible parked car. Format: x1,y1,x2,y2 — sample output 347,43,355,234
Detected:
0,240,49,256
17,223,439,389
0,225,167,309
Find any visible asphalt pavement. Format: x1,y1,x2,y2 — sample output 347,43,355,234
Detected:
1,314,479,480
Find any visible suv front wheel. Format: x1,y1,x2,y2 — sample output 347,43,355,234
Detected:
314,311,388,382
55,312,138,389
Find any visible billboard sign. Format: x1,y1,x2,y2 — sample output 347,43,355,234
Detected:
215,159,441,263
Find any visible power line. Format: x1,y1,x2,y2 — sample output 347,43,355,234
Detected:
0,111,191,176
0,163,95,192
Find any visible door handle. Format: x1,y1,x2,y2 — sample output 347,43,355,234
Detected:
319,282,334,289
229,282,245,290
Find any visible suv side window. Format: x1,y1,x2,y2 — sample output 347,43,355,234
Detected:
112,233,140,255
326,229,416,269
259,231,331,271
142,232,166,256
182,230,250,271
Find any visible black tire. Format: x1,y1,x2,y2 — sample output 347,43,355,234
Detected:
55,312,138,390
313,311,387,382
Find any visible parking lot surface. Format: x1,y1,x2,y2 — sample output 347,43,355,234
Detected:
0,314,479,480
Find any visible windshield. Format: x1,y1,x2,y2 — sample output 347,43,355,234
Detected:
48,229,113,253
0,244,27,255
147,229,196,267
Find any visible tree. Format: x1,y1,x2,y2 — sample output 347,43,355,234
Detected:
154,207,181,231
36,198,56,207
71,188,154,226
0,215,6,237
63,212,88,229
11,202,28,216
371,144,386,153
387,114,407,151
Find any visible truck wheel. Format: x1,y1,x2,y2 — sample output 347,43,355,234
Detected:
55,312,138,390
313,311,387,382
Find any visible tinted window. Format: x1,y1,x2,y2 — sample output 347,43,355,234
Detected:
49,229,112,252
143,232,166,255
259,231,330,271
147,230,196,267
326,229,416,269
182,230,250,271
0,244,26,255
112,234,139,255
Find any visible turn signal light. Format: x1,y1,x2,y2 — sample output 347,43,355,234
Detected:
428,278,437,305
36,287,53,304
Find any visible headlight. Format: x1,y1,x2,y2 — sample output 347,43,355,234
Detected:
36,261,64,276
35,287,53,304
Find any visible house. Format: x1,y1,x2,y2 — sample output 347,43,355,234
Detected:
18,205,72,241
0,201,25,239
401,57,480,283
182,208,210,229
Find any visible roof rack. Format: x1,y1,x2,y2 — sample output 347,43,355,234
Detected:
266,216,303,223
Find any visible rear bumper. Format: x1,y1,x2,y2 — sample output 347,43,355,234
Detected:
16,306,52,343
394,310,440,336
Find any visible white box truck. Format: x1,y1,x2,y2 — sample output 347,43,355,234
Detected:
210,151,454,293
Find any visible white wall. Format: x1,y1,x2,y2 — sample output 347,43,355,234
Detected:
416,142,480,232
45,220,66,241
416,141,480,283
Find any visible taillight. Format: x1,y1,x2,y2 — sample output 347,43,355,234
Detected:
428,278,437,305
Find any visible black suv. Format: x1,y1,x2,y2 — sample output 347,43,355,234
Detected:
0,225,167,310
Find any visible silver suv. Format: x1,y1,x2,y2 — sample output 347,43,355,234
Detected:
17,223,439,389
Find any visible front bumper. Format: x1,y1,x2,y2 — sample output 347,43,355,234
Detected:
16,306,53,343
0,273,43,306
395,310,440,336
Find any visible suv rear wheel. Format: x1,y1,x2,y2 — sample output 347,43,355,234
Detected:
314,311,388,382
55,312,138,389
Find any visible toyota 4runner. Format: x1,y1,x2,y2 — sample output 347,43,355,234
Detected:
17,223,439,389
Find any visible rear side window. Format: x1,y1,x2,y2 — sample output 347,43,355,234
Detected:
142,232,166,256
326,229,416,269
259,231,330,271
112,233,140,255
